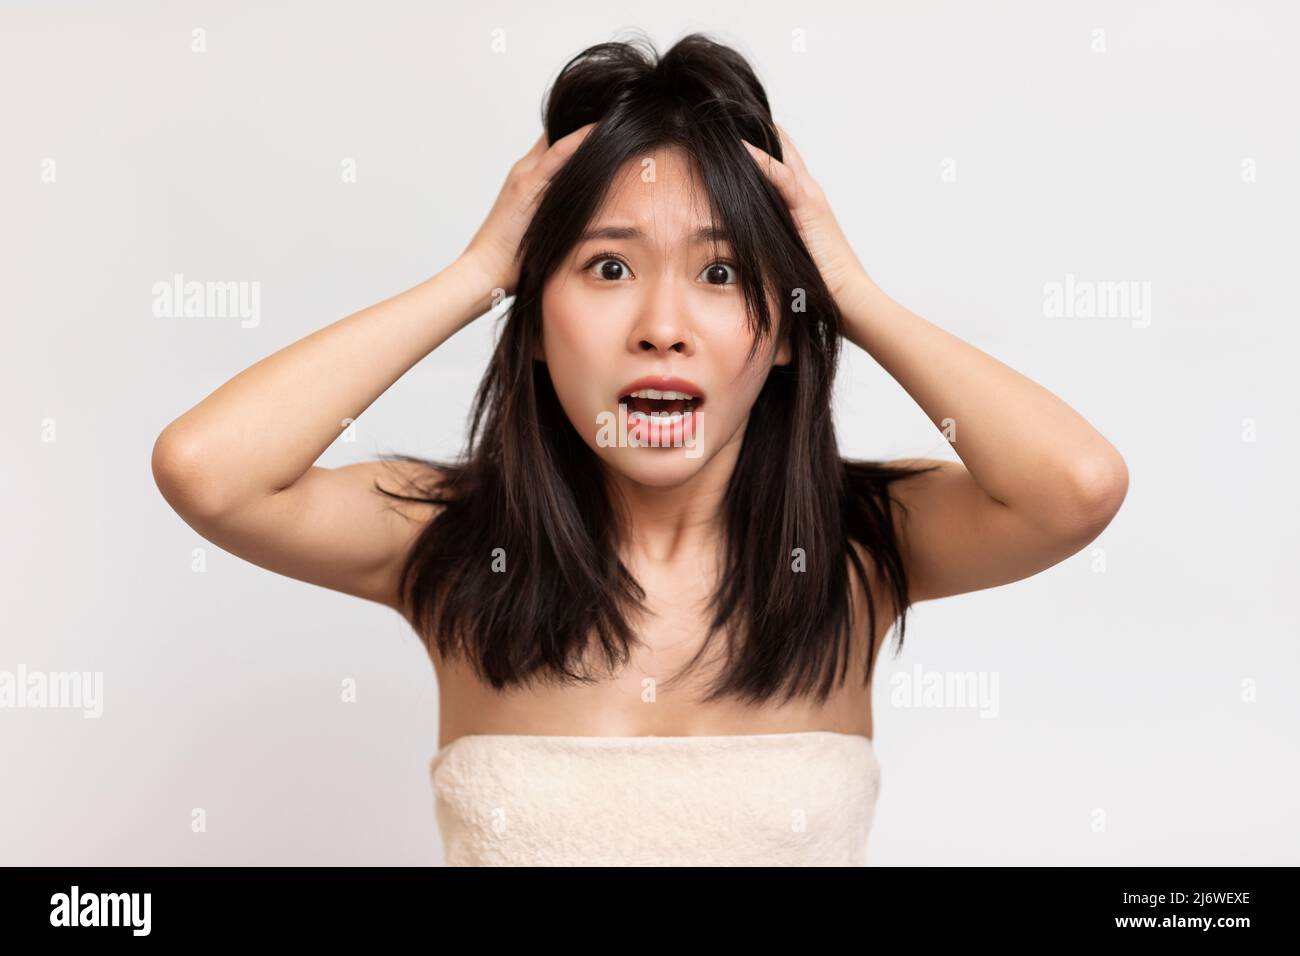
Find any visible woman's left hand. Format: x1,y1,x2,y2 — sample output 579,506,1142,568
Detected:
742,124,871,309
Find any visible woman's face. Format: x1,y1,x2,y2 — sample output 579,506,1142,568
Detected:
540,146,789,489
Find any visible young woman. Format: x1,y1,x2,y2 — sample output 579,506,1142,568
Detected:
151,34,1128,866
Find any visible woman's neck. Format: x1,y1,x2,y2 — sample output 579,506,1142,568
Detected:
605,427,743,564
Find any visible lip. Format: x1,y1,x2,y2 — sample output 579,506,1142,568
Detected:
614,375,705,452
615,375,706,404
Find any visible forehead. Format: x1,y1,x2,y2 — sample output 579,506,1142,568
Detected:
585,145,722,242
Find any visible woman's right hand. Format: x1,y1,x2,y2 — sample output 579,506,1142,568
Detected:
459,122,598,297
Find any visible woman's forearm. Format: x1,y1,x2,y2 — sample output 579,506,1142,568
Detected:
838,274,1128,531
153,256,497,516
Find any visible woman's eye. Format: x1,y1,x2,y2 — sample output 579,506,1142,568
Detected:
700,262,738,286
589,257,632,281
584,256,736,285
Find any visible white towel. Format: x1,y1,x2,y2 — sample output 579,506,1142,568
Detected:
431,730,881,866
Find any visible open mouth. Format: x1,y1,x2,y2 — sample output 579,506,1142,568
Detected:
617,387,704,424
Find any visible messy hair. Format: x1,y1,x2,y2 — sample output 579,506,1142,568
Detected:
380,32,938,705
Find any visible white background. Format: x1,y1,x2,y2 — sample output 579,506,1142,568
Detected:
3,0,1296,864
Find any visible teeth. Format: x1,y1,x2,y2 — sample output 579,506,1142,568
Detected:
628,411,685,424
626,388,696,400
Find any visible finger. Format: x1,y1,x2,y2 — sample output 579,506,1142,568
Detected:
526,129,549,157
741,137,798,209
774,123,830,209
773,122,809,180
538,121,598,174
515,122,593,180
511,130,550,176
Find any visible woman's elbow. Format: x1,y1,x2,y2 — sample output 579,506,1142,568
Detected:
1056,451,1129,540
151,425,230,521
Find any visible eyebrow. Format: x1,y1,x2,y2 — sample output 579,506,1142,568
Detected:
577,224,731,244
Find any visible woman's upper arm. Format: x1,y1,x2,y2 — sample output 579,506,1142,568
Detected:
153,455,441,612
885,457,1122,604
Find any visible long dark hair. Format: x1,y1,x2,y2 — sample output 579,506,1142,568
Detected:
379,32,938,706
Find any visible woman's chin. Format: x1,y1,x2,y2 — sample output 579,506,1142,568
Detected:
596,446,711,488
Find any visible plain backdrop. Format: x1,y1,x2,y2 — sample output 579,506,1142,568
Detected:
2,0,1296,865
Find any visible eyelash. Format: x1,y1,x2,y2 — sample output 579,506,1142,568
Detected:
582,250,740,285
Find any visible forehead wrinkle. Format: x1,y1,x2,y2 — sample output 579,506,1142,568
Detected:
577,224,731,245
579,148,727,255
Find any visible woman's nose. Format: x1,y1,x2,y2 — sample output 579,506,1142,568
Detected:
626,278,694,354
